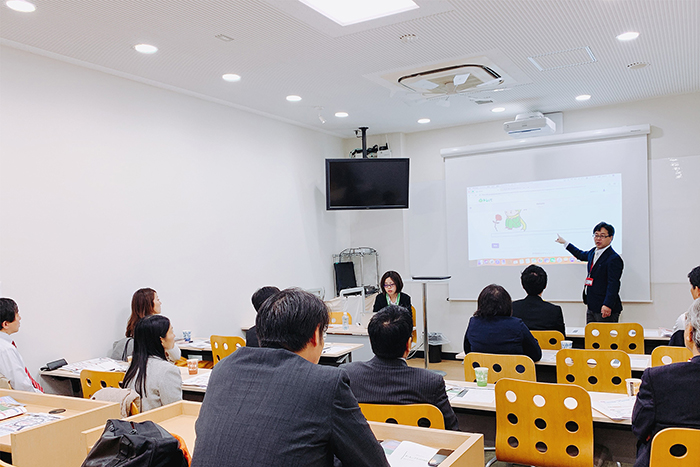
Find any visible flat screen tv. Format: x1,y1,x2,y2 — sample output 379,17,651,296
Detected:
326,158,410,210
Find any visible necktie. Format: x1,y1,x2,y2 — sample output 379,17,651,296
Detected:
12,341,44,392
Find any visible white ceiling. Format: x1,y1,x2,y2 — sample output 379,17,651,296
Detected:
1,0,698,137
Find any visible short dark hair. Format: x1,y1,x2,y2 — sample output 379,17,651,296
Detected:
380,271,404,294
368,305,413,359
521,265,547,296
0,298,19,326
474,284,512,318
689,266,700,289
593,222,615,237
256,288,329,353
251,286,280,312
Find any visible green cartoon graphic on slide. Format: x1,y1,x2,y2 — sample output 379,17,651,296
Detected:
504,209,527,231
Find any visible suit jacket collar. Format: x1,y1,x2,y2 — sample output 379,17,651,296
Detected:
369,356,408,368
691,355,700,364
590,246,615,274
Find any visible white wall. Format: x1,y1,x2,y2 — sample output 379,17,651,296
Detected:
0,45,346,388
346,92,700,353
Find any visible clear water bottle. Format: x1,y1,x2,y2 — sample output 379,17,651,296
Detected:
342,312,349,330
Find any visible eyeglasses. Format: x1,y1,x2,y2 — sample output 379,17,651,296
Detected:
593,234,610,239
383,282,396,288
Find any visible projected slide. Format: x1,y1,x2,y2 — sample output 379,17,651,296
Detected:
466,174,622,266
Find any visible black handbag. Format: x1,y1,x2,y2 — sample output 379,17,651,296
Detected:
81,419,187,467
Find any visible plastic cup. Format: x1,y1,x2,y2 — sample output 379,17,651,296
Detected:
182,330,192,342
561,340,573,349
475,367,489,387
187,359,199,375
625,378,641,397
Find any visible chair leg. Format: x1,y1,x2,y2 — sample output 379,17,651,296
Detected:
484,457,498,467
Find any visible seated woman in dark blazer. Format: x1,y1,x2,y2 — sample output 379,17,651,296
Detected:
373,271,411,312
632,297,700,467
463,284,542,362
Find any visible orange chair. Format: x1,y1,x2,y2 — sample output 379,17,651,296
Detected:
464,352,537,384
531,330,566,350
649,427,700,466
585,322,644,354
358,403,445,429
556,349,631,394
210,335,246,365
651,345,692,367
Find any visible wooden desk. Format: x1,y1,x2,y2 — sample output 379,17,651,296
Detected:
82,402,484,467
178,339,364,366
444,380,638,463
0,389,120,467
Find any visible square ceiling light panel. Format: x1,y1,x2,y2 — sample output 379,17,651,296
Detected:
298,0,418,26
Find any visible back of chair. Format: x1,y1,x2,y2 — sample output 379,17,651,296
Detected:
649,427,700,467
464,352,536,384
329,312,352,325
585,322,644,354
210,335,246,365
651,345,692,367
556,348,630,393
80,370,125,399
494,378,594,467
410,306,417,343
358,403,445,429
531,330,566,350
0,372,12,389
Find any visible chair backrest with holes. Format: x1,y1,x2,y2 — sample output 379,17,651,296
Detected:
556,348,630,393
210,335,246,365
358,403,445,429
530,330,566,350
464,352,536,383
585,322,644,354
329,312,352,326
494,378,594,467
80,369,125,399
649,427,700,467
651,345,692,367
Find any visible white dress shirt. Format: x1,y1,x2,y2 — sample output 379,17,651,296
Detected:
0,332,41,392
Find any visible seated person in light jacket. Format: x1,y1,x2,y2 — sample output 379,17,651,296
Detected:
123,315,182,412
512,265,566,336
463,284,542,362
245,286,280,348
343,305,459,430
110,288,180,362
632,297,700,467
0,298,43,392
373,270,411,312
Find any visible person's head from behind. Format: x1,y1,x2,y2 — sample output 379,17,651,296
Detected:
256,288,329,361
474,284,512,318
689,266,700,300
126,288,160,337
251,286,280,313
684,298,700,354
380,271,404,296
593,221,615,249
125,314,173,395
0,298,20,335
521,265,547,296
368,305,413,359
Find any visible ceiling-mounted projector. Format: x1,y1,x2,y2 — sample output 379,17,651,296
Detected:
504,112,555,137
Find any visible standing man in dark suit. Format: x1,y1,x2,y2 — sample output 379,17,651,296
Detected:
512,265,566,336
556,222,624,323
631,297,700,467
191,288,388,467
342,305,459,430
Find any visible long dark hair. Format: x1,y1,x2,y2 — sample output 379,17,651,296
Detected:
126,288,156,337
123,314,170,396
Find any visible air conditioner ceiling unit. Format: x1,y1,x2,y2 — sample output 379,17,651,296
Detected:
504,112,556,137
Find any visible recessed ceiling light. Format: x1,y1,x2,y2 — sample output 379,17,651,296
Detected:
616,31,640,41
491,107,506,113
299,0,418,26
134,44,158,54
5,0,35,12
335,112,349,118
222,74,241,82
286,95,302,102
575,94,591,101
417,118,431,124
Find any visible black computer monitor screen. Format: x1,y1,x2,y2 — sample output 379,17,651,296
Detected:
326,158,409,210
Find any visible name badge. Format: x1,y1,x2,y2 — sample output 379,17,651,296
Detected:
585,277,594,286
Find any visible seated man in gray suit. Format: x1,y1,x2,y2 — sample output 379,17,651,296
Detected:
342,305,459,430
191,288,388,467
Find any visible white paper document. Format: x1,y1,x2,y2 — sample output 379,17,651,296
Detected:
387,441,438,467
62,358,128,374
453,387,496,404
539,349,558,363
0,413,62,436
181,373,210,388
591,397,636,421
